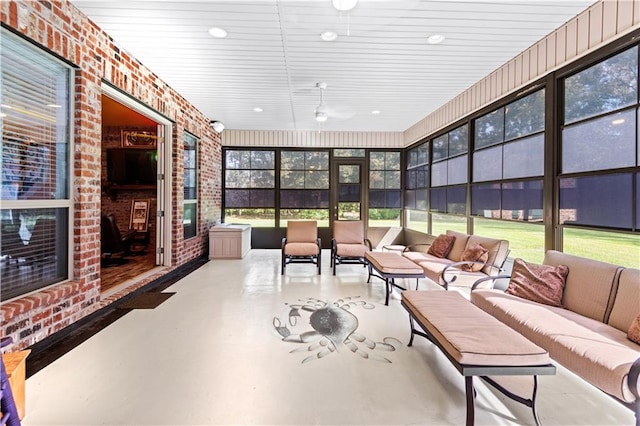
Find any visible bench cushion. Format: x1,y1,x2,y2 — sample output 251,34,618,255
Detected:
402,291,549,367
365,252,423,275
471,289,640,402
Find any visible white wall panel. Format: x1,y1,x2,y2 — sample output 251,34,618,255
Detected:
223,130,404,148
403,0,640,147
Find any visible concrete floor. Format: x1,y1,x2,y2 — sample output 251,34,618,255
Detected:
23,250,635,425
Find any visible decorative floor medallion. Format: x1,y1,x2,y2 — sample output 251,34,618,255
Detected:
273,296,401,363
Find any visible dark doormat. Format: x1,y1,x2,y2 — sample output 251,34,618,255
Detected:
117,292,176,310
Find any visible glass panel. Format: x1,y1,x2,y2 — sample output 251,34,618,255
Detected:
475,108,505,148
369,190,392,208
447,155,467,185
432,135,448,161
338,202,360,220
564,46,638,124
2,32,71,201
386,152,401,170
225,170,250,188
250,189,275,207
334,149,365,157
281,190,305,208
404,189,416,209
250,170,274,188
637,174,640,229
1,208,68,301
505,89,545,141
447,186,466,214
502,180,543,221
430,188,446,212
385,171,401,188
431,162,447,187
224,208,275,227
339,165,360,184
250,151,275,169
369,208,400,227
406,210,427,233
503,134,544,179
563,228,640,268
280,170,304,189
370,171,385,189
339,185,360,202
281,151,304,170
184,170,197,200
305,171,328,189
415,189,427,211
432,213,466,236
448,125,468,156
225,150,250,169
559,174,633,229
474,218,545,263
471,183,501,217
416,166,428,188
183,133,197,202
369,152,385,170
562,110,635,173
473,146,502,182
306,151,328,170
305,190,329,208
280,210,329,228
183,202,197,239
224,189,248,207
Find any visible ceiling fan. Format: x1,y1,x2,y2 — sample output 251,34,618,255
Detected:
314,82,355,123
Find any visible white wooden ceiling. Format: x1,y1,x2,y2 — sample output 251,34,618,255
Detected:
71,0,595,132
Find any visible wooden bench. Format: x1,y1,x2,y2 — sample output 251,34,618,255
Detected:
401,290,555,425
364,251,425,305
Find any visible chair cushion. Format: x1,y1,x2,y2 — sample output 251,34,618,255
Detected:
286,220,317,243
505,258,569,307
427,234,455,258
336,243,368,258
284,242,319,256
333,221,365,244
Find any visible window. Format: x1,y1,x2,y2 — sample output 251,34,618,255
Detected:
183,132,198,239
558,46,640,241
474,218,545,263
1,30,72,301
430,125,468,222
369,151,401,226
405,143,429,231
280,150,329,226
224,149,276,227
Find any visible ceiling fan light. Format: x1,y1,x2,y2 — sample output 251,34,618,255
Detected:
332,0,358,12
315,111,328,122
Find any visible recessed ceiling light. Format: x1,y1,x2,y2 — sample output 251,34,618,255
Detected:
427,34,445,44
321,31,338,42
254,107,263,112
612,118,625,125
332,0,358,11
371,110,381,115
208,27,228,38
47,104,62,108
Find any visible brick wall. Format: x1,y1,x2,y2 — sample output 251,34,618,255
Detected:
1,0,222,351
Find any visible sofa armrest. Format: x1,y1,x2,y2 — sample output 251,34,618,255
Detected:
403,243,431,253
630,356,640,402
441,261,507,290
470,274,512,291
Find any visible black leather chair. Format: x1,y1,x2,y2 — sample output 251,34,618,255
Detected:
101,214,136,265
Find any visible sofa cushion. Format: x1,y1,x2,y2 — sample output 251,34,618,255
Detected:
466,234,509,276
505,258,568,307
471,289,640,403
628,313,640,344
446,230,469,262
460,243,488,272
608,268,640,333
427,234,455,258
543,250,621,322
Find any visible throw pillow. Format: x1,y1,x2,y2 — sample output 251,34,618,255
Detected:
628,313,640,344
505,258,569,307
427,234,456,258
460,243,488,272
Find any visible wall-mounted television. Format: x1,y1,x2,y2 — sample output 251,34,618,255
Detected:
107,148,157,185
